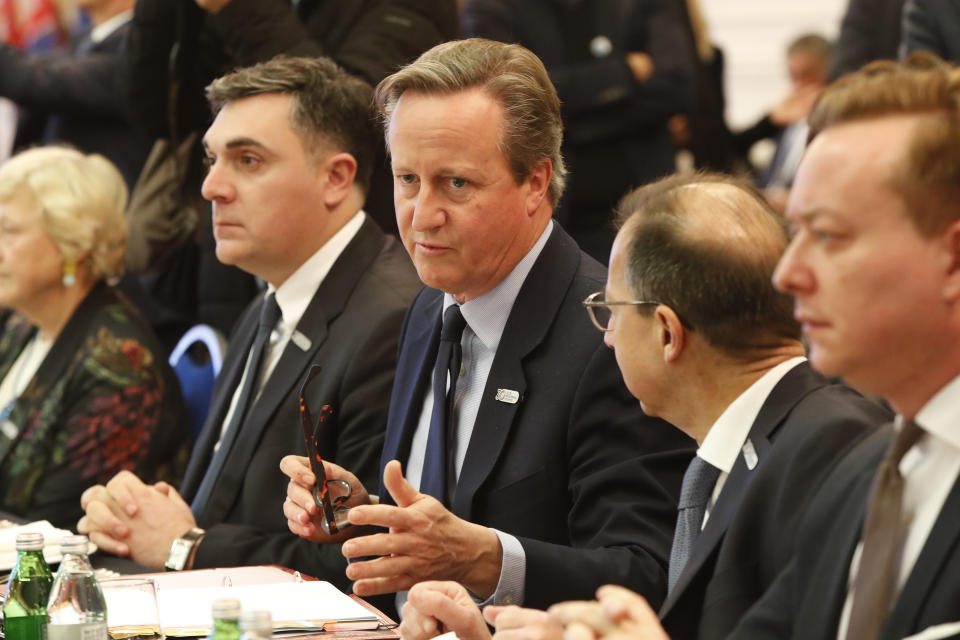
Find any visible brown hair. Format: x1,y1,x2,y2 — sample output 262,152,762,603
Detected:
206,56,378,194
616,172,800,356
809,52,960,235
374,38,567,205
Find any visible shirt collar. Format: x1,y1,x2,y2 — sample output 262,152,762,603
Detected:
444,220,554,352
912,371,960,451
269,211,365,333
90,10,132,43
698,356,807,473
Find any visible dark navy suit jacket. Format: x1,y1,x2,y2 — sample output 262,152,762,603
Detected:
379,223,695,610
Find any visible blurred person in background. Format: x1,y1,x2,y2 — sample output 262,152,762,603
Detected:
0,0,152,192
668,0,739,174
733,33,831,212
0,146,187,529
462,0,696,264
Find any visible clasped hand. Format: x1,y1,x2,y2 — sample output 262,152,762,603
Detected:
77,470,198,569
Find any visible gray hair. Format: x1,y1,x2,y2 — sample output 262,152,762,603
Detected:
374,38,567,206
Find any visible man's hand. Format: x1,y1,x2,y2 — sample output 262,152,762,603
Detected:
486,604,563,640
400,581,491,640
626,52,655,84
341,460,503,598
194,0,233,14
769,83,821,127
78,471,197,569
281,455,371,544
547,586,668,640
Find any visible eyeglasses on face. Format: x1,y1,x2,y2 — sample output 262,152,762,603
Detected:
582,290,661,332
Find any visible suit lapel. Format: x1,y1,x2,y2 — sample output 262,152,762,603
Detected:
660,363,827,614
883,475,960,640
379,290,442,495
197,217,386,521
451,226,581,519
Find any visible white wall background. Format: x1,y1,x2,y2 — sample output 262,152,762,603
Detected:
701,1,847,129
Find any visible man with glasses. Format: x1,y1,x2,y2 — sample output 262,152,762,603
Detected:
396,173,888,640
282,38,694,614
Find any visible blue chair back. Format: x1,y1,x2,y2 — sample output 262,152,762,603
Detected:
168,324,226,444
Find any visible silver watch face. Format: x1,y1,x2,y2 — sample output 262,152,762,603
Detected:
166,538,192,570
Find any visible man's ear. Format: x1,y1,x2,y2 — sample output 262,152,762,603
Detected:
322,152,359,209
524,159,552,217
656,305,686,363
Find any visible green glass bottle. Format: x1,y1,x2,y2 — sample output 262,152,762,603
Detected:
2,532,54,640
208,599,241,640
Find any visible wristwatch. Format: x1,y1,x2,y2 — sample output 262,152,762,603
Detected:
165,528,205,571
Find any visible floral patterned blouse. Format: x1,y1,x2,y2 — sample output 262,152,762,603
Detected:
0,283,189,528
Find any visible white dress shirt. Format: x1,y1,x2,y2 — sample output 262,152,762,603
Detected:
837,373,960,639
696,357,807,527
403,220,554,609
214,212,364,447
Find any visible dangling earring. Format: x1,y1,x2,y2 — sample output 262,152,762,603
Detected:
62,259,76,287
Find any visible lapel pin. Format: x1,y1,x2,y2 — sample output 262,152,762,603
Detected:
742,438,759,470
495,389,520,404
291,331,312,351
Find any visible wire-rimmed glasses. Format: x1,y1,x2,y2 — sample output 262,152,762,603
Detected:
582,290,661,331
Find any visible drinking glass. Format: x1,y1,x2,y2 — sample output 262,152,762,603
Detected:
100,577,164,640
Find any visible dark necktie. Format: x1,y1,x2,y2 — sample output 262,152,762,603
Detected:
668,456,722,592
419,305,467,505
844,419,925,640
191,293,281,518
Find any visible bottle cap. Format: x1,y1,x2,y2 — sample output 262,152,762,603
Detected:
59,534,90,555
212,598,242,620
238,610,272,634
15,532,44,551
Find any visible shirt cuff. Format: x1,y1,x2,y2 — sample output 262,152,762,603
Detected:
476,529,525,607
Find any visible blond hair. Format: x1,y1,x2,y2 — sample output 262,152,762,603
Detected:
0,146,128,280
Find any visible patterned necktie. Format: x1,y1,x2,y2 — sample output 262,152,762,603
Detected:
191,293,281,519
419,305,467,505
668,456,722,592
844,419,925,640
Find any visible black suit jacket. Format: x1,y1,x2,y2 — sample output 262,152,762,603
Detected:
180,217,420,588
901,0,960,63
658,363,890,640
733,418,960,640
1,22,152,191
379,224,695,610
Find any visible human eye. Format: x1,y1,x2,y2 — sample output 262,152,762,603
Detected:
396,173,418,186
237,152,262,170
449,177,468,189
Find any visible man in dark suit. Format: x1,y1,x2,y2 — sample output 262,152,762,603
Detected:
76,56,421,588
0,0,151,191
283,38,694,613
394,174,889,640
537,54,960,640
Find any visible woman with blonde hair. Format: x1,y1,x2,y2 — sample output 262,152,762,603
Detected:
0,146,187,527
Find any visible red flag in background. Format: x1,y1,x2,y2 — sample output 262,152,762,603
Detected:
0,0,65,50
